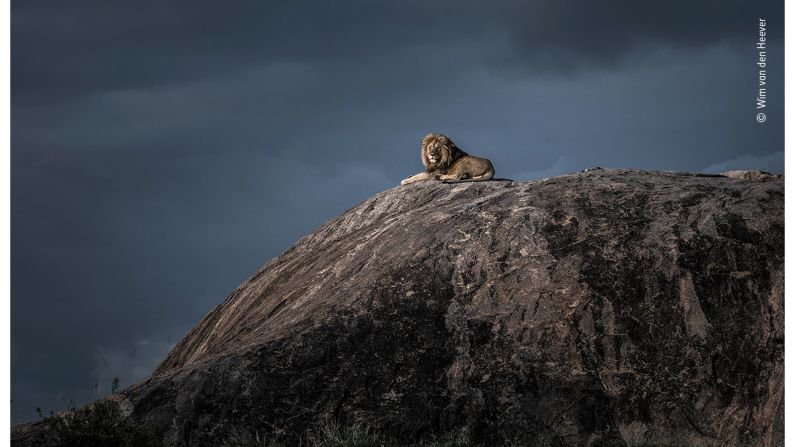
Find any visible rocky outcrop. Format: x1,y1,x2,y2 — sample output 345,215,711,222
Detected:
13,169,784,447
720,170,782,182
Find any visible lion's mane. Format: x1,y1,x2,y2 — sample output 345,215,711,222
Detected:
421,133,468,173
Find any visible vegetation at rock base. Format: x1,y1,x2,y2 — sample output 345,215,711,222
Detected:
224,421,681,447
39,401,683,447
222,430,286,447
304,422,388,447
46,399,158,447
224,421,472,447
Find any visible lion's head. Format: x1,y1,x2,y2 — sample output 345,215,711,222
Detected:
422,133,464,171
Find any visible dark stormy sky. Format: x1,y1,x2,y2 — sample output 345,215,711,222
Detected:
11,0,784,422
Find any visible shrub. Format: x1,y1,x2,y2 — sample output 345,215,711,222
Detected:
418,431,470,447
50,399,158,447
222,430,285,447
305,421,387,447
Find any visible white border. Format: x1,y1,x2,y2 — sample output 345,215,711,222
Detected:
784,0,793,441
0,4,790,447
2,0,10,445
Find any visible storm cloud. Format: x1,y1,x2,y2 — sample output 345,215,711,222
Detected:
11,0,783,422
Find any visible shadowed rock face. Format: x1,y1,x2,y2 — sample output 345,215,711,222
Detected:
13,169,784,447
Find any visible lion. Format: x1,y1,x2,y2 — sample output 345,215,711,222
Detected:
401,133,495,185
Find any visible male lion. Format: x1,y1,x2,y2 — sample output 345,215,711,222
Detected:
401,133,495,185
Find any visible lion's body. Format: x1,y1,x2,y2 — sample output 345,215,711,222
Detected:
401,133,495,185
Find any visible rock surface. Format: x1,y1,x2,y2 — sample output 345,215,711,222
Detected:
13,169,784,446
720,170,782,182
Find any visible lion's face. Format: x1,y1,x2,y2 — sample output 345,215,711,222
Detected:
422,133,456,170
